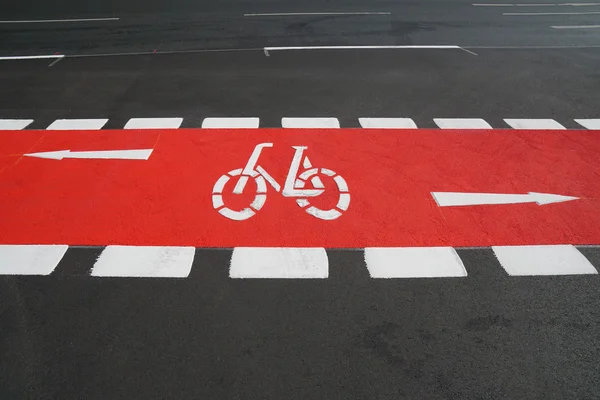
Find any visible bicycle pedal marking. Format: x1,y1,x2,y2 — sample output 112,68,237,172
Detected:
211,143,350,221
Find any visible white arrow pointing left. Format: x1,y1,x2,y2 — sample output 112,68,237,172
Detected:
24,149,153,160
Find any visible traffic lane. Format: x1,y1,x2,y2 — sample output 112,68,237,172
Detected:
3,5,600,56
1,250,599,399
0,49,599,127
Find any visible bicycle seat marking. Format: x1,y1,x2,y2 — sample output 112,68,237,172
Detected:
212,142,350,221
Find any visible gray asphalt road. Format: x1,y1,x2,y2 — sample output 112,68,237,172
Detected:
1,0,600,399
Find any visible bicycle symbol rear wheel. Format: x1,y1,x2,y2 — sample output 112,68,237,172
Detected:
294,168,350,220
212,169,267,221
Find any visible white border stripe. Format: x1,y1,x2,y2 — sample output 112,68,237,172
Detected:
575,119,600,129
359,118,417,129
0,245,68,275
0,119,34,130
265,45,461,51
364,247,467,278
552,25,600,29
434,118,493,129
0,18,119,23
493,245,597,276
124,118,183,129
0,55,64,61
282,117,340,128
91,246,195,277
230,247,328,278
245,12,391,16
201,117,259,128
504,118,566,129
46,119,108,130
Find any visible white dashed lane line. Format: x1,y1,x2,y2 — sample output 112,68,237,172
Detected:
575,119,600,129
0,245,68,275
358,118,418,129
229,247,329,278
281,117,340,128
364,247,468,278
0,119,33,130
434,118,493,129
46,118,108,130
504,118,566,129
493,245,598,276
124,118,183,129
201,117,260,128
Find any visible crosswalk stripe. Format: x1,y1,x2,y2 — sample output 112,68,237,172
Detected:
230,247,328,278
91,246,195,277
124,118,183,129
46,119,109,130
0,245,68,275
282,117,340,128
574,119,600,130
492,245,598,276
364,247,468,278
201,117,260,128
434,118,493,129
0,119,34,130
358,118,418,129
503,119,566,130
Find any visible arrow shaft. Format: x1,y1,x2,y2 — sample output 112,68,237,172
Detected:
65,149,153,160
432,192,534,207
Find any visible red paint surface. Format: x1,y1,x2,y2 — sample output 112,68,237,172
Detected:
0,128,599,247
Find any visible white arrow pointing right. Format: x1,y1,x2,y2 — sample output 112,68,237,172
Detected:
432,192,579,207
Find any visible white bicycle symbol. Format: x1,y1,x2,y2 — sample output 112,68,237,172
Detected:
212,143,350,221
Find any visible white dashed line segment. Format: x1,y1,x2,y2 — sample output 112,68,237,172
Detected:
503,119,566,129
201,117,260,128
282,117,340,128
230,247,329,278
358,118,418,129
492,245,598,276
0,119,34,130
91,246,196,277
434,118,493,129
46,119,109,130
364,247,468,278
124,118,183,129
575,119,600,129
0,245,68,275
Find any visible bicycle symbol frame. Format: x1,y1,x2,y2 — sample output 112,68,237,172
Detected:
212,143,350,221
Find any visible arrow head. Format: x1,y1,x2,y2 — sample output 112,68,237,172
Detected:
529,192,579,205
24,150,70,160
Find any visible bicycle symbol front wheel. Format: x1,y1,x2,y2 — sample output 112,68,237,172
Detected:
294,168,350,220
212,168,267,221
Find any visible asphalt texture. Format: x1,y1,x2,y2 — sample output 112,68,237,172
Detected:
2,1,600,399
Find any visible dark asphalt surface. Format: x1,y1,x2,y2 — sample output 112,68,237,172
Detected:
2,1,600,399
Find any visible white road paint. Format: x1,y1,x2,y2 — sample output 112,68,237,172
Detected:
434,118,493,129
493,245,597,276
0,18,119,24
201,117,260,128
0,119,34,130
282,117,340,128
124,118,183,129
46,119,108,130
358,118,417,129
504,10,600,14
552,25,600,29
91,246,195,277
503,118,566,129
432,191,578,207
575,119,600,129
0,54,65,61
364,247,467,278
25,149,153,160
474,2,600,5
244,12,391,16
0,245,68,275
265,45,461,52
230,247,328,278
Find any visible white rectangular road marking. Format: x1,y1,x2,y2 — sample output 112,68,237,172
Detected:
0,55,65,61
230,247,328,278
575,119,600,129
266,45,461,52
493,245,597,276
0,245,68,275
434,118,493,129
504,11,600,14
0,18,119,23
364,247,467,278
358,118,418,129
124,118,183,129
282,117,340,128
201,117,259,128
46,119,108,130
244,12,391,16
504,118,566,129
552,25,600,28
0,119,34,130
91,246,195,278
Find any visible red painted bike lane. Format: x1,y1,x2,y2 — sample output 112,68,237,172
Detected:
0,128,599,247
